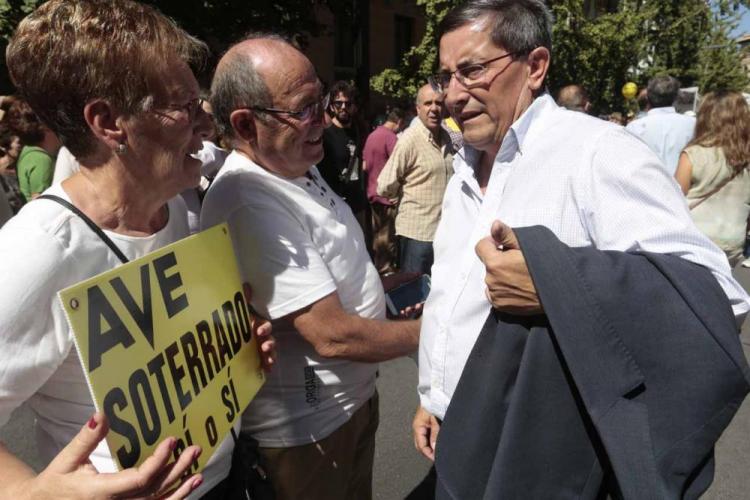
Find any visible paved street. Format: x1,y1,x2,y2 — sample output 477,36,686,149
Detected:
3,266,750,499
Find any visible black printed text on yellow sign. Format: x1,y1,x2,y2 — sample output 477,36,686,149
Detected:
59,223,264,473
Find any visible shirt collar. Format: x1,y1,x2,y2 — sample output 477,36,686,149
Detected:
647,106,677,116
416,118,456,152
458,93,557,165
226,149,315,184
452,94,558,191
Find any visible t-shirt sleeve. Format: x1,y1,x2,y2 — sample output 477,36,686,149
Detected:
225,201,337,320
27,152,55,195
0,224,73,426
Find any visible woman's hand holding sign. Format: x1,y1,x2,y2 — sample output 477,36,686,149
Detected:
7,413,202,500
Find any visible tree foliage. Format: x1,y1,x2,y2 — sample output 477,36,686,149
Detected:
0,0,352,92
370,0,459,100
371,0,750,113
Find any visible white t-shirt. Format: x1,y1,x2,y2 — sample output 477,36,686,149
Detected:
0,184,232,497
200,151,385,447
180,141,229,234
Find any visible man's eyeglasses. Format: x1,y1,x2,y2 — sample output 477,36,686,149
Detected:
250,94,330,124
429,52,521,93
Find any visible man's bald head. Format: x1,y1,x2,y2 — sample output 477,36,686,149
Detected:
416,83,434,105
415,83,444,133
210,33,326,178
556,84,590,113
211,34,313,141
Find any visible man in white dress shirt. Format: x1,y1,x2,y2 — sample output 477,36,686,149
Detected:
412,0,750,480
625,75,696,175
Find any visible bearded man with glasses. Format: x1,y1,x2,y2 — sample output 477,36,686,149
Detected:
412,0,750,497
202,34,420,500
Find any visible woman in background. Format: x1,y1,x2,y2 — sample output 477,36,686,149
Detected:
6,98,60,201
675,90,750,266
0,1,273,498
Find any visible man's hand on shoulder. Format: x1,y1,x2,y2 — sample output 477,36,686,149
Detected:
475,220,543,315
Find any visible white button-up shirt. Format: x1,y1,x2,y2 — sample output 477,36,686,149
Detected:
418,95,749,420
625,106,696,175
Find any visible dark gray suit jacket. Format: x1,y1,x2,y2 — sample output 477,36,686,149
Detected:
435,226,750,500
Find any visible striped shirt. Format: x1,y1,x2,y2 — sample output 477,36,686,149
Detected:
377,119,453,241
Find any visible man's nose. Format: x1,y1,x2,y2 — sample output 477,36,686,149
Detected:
445,87,468,117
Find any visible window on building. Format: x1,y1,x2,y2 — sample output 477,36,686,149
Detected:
394,15,414,65
335,13,355,69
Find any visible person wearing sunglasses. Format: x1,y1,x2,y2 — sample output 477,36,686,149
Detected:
202,34,420,500
414,0,750,497
317,81,370,241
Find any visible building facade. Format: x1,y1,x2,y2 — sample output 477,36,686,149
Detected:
304,0,426,118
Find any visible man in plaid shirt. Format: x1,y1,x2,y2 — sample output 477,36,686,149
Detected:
377,83,454,274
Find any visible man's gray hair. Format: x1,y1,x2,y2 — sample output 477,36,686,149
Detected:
210,32,291,141
647,76,680,108
438,0,553,57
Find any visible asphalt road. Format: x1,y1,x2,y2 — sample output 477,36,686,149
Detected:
3,267,750,499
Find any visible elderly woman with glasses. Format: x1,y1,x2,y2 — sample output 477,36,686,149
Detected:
0,1,273,498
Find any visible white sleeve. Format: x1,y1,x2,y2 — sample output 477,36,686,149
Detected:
0,224,73,427
223,201,337,320
579,127,750,320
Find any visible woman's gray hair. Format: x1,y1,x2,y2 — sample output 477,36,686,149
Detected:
438,0,553,57
7,0,207,159
210,32,291,142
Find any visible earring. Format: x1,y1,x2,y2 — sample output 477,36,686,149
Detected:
116,143,127,155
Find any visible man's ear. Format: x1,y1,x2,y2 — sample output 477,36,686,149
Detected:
230,108,257,144
526,46,551,92
83,99,126,152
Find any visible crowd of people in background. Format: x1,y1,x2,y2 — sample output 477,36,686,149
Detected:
555,76,750,270
6,68,746,281
2,1,750,499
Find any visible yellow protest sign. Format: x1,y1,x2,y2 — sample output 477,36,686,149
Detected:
58,223,264,473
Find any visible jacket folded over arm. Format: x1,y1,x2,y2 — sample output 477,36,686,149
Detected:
435,226,750,500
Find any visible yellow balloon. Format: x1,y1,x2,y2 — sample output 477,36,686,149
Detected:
622,82,638,100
